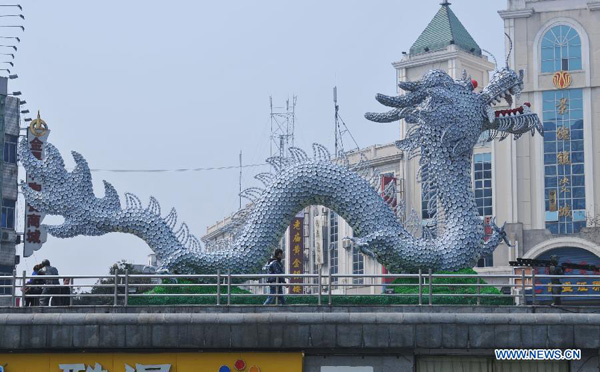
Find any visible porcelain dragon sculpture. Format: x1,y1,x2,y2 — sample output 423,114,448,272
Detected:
19,63,542,274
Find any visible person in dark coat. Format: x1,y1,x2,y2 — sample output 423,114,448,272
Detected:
24,264,43,307
549,255,564,306
264,248,286,305
39,259,60,306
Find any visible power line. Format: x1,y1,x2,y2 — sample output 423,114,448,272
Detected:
73,163,269,173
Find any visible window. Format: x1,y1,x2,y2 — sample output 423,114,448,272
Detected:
329,211,338,281
543,89,585,234
1,199,15,229
473,153,493,266
541,25,582,72
352,245,364,284
3,134,17,164
0,274,11,295
473,153,493,218
421,182,436,220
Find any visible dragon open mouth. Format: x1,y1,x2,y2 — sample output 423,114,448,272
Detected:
495,102,531,118
490,81,523,108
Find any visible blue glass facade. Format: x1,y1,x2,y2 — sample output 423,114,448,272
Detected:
474,153,493,218
329,211,338,278
543,89,586,234
473,153,493,267
541,25,582,72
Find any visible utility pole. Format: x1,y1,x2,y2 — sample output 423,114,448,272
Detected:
333,86,339,157
239,150,242,210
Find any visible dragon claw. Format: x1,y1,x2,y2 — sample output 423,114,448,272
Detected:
488,218,511,247
344,237,377,258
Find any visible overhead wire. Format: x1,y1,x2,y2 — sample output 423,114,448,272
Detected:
80,163,269,173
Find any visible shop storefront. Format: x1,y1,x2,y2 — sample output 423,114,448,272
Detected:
0,353,303,372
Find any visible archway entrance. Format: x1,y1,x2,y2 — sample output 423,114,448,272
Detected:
532,247,600,304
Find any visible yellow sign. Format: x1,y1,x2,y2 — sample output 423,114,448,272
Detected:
552,71,572,89
0,353,303,372
29,110,49,137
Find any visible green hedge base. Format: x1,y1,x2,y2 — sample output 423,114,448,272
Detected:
128,268,512,306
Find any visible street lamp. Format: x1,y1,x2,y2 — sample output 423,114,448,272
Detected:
0,15,24,19
20,109,28,114
8,74,17,79
19,100,26,105
1,54,14,59
0,68,10,73
0,37,19,42
1,62,13,67
11,91,21,96
0,45,17,51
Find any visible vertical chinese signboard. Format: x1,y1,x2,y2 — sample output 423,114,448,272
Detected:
24,112,49,257
288,214,304,294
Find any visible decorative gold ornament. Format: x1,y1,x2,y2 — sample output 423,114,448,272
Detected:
29,110,48,137
553,71,572,89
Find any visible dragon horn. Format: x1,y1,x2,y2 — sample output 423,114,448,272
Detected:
397,81,420,92
375,91,426,108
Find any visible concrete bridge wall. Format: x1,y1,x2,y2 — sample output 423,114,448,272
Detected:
1,311,599,351
1,308,599,371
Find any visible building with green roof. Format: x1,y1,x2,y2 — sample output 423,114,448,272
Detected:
409,1,482,57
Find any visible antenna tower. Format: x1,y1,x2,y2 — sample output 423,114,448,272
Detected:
269,96,297,158
333,87,360,157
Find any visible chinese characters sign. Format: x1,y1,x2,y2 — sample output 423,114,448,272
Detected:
542,89,586,234
0,353,302,372
24,113,50,257
288,215,304,294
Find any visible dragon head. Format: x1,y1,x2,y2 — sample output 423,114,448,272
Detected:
365,64,542,158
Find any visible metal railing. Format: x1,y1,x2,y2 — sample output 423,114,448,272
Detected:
0,270,599,307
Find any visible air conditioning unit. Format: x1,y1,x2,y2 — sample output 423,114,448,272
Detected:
1,231,16,243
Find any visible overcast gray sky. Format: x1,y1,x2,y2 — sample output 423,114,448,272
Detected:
13,0,506,276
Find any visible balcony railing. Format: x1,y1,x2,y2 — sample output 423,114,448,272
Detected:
0,270,599,307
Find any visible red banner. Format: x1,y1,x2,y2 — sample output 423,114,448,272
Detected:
288,217,304,294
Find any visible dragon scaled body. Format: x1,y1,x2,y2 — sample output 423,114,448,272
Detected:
19,65,542,273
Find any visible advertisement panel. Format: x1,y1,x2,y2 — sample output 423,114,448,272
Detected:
0,352,303,372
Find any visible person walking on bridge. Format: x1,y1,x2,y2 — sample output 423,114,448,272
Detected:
264,248,286,305
549,255,564,306
39,259,60,306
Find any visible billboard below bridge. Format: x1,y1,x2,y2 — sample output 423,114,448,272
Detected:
0,353,303,372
